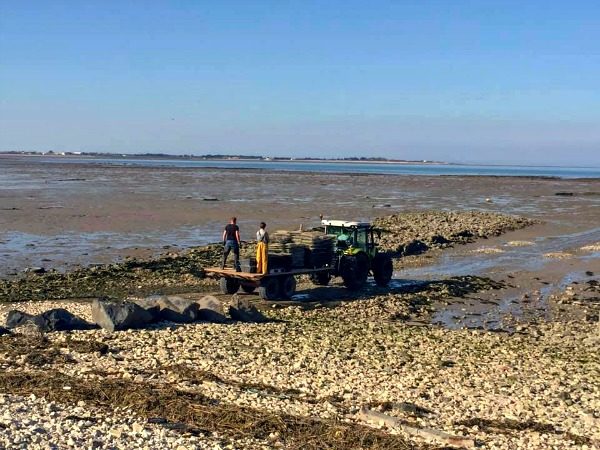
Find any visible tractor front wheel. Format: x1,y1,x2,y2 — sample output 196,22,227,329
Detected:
373,253,393,287
341,253,369,291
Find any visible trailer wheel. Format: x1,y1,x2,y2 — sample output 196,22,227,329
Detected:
373,253,393,287
258,277,280,300
241,284,256,294
310,271,331,286
341,253,369,291
279,275,297,299
220,277,240,294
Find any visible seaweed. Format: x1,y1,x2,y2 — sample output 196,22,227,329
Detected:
0,370,425,450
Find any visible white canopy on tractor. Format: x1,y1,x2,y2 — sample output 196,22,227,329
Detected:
321,219,371,228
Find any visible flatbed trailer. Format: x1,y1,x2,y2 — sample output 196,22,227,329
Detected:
203,267,331,300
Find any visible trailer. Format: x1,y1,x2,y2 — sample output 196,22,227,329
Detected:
203,267,332,300
204,219,393,300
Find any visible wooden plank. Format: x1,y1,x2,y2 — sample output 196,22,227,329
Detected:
357,407,475,448
203,267,331,279
203,268,264,280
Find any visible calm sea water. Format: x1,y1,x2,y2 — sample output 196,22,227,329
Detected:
34,156,600,178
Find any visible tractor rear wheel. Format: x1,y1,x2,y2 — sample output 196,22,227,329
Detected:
310,271,331,286
258,277,280,300
373,253,393,287
279,275,297,299
341,253,369,291
220,277,240,294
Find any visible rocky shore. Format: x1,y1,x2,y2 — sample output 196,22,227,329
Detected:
374,211,536,255
0,245,222,302
0,211,533,302
1,209,598,449
0,283,597,449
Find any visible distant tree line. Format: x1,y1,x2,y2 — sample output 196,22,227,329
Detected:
0,150,438,164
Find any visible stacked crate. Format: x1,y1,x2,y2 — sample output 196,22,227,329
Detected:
266,230,336,270
292,232,336,269
268,231,293,271
269,230,293,253
289,244,307,268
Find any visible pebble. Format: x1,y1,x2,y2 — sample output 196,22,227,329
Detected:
0,271,597,450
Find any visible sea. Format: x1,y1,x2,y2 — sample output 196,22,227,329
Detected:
33,156,600,179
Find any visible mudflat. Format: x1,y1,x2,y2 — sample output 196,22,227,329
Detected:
1,154,599,326
1,155,599,449
1,155,599,274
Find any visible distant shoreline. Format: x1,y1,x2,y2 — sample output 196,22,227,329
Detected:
1,152,599,170
0,152,445,165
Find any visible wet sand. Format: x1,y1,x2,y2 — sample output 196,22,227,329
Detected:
1,155,599,275
1,155,599,328
398,229,600,329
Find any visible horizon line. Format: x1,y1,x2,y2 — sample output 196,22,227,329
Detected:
2,150,600,170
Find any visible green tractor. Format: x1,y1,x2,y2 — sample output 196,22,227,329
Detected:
310,220,394,290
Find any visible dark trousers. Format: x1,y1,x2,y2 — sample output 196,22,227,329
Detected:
222,240,240,271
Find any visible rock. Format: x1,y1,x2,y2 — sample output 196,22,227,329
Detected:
5,310,36,328
452,230,474,239
6,309,94,332
109,428,123,438
157,296,200,323
91,299,153,332
228,295,267,323
35,308,95,332
131,296,162,321
134,294,226,323
0,326,11,336
196,295,227,323
430,234,451,245
586,313,599,322
400,240,429,256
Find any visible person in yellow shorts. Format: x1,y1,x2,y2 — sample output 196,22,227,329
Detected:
256,222,269,274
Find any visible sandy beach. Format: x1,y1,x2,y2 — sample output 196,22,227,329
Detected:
1,155,599,449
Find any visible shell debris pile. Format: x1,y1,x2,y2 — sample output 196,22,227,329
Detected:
0,282,598,449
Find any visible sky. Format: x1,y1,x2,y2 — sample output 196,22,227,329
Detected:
1,1,599,166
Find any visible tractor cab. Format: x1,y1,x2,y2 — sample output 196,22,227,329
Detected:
321,219,378,258
320,219,392,289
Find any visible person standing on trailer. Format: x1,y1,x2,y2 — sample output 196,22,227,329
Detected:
256,222,269,274
222,217,242,271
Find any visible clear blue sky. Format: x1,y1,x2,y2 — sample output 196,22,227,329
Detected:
1,1,599,165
